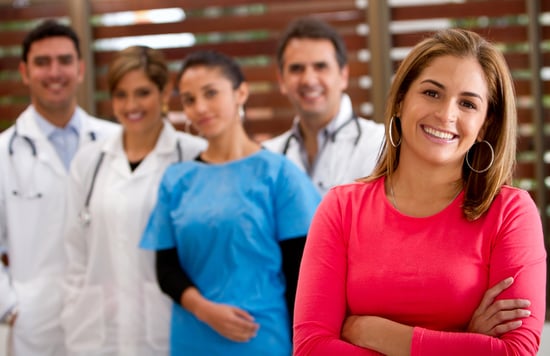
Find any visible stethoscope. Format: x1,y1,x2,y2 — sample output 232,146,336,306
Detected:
281,114,362,192
78,140,183,227
281,113,362,156
8,124,96,199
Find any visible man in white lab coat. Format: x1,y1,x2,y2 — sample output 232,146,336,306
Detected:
0,20,118,356
263,17,385,196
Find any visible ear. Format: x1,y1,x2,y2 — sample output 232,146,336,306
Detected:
161,81,173,106
339,64,350,91
477,115,491,141
277,69,288,96
395,101,403,118
77,59,85,84
235,81,249,106
18,61,30,85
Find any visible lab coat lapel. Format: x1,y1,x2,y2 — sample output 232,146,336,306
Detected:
102,133,132,179
17,107,67,177
131,121,178,178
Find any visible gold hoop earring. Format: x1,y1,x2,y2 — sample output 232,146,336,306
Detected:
389,116,401,148
161,103,169,118
465,140,494,174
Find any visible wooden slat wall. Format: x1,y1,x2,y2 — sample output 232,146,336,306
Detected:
0,0,548,190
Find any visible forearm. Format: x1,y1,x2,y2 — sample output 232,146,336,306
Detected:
155,248,195,303
180,287,211,322
0,265,17,324
342,316,412,356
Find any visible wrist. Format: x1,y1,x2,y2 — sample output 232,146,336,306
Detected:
181,287,209,321
3,307,18,326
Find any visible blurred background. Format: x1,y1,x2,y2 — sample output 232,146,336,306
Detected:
0,0,549,353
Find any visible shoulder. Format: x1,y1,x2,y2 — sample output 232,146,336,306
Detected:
71,140,106,176
492,186,539,213
356,117,385,142
484,186,542,234
257,149,299,174
357,116,385,132
84,112,121,135
262,131,292,152
324,179,382,205
0,125,15,146
161,160,202,188
174,131,207,149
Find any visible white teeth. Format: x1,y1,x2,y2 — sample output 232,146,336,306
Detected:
127,113,142,121
47,83,63,90
424,126,454,140
301,89,322,99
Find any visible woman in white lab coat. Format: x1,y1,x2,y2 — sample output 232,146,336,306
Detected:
61,46,206,355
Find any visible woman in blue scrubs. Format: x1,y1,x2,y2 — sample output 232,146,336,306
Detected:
140,50,321,355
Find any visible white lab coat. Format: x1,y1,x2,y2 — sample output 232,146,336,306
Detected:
0,105,120,356
263,94,386,196
62,121,206,356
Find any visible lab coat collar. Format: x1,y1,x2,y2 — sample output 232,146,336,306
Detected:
100,120,178,177
289,93,356,142
15,106,71,176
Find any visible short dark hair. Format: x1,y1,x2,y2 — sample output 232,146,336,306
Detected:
21,19,81,62
276,16,348,70
176,50,245,91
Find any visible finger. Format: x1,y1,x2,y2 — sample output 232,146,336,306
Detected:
490,308,531,325
484,299,531,320
491,320,523,336
233,308,255,322
478,277,514,311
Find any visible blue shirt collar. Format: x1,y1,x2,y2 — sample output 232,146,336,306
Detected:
33,107,82,138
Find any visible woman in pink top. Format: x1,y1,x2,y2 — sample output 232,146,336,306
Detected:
294,28,547,355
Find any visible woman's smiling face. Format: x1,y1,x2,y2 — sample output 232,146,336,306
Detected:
397,54,489,170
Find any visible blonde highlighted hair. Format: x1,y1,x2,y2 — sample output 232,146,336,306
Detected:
361,28,517,221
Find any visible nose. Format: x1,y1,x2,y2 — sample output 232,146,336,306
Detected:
436,100,459,122
185,97,207,121
194,96,208,114
47,59,62,77
123,94,140,111
299,65,318,86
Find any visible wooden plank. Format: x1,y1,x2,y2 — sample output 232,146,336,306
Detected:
91,0,341,14
92,10,363,39
92,33,368,67
391,25,529,49
514,162,535,179
390,0,525,21
0,3,66,22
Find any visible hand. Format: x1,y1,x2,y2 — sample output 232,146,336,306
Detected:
196,301,259,342
342,315,367,347
467,277,531,336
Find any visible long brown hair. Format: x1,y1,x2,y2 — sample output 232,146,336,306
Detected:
361,28,517,221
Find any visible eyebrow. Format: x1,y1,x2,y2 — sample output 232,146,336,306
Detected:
420,79,484,102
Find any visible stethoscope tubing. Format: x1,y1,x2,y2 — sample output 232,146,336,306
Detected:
79,140,183,227
281,114,362,156
8,124,96,199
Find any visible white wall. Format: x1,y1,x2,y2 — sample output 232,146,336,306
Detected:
1,323,549,355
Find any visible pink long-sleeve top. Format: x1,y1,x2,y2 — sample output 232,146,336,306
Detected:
294,177,547,355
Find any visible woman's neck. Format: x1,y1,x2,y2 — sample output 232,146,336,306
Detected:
389,157,463,216
201,124,260,163
124,121,163,163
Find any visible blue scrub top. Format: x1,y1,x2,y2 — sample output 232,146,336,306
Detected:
141,149,321,355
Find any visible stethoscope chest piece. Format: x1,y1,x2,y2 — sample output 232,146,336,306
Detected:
78,208,91,227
